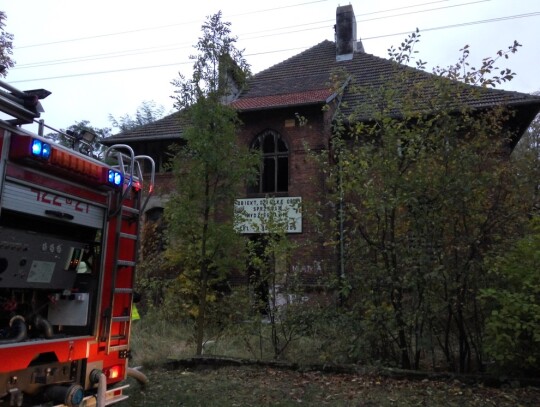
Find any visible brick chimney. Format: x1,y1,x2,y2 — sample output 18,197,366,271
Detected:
335,4,364,61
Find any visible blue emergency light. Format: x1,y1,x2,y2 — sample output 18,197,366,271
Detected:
108,169,123,186
31,139,51,159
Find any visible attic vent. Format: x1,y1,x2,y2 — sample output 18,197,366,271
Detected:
335,5,360,61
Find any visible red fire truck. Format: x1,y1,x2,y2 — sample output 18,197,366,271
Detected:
0,80,154,406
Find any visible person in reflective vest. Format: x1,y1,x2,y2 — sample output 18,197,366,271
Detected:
131,291,141,321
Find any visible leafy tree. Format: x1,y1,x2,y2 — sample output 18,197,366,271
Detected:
165,11,256,355
480,98,540,374
108,100,166,132
0,11,15,77
319,33,535,372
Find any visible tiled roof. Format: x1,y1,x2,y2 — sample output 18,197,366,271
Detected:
231,40,540,121
105,40,540,141
230,41,339,111
102,110,188,144
230,89,335,111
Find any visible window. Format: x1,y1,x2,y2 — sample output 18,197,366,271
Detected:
249,130,289,194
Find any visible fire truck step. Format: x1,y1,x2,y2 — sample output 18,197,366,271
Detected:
117,260,136,267
119,232,137,240
110,334,127,341
112,316,131,322
114,288,133,294
122,205,140,215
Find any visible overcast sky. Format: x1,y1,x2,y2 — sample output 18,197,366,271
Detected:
2,0,539,134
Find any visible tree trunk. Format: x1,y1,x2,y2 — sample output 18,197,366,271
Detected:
195,266,209,356
196,174,211,356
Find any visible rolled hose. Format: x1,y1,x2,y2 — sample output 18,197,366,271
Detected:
127,367,149,387
0,315,27,344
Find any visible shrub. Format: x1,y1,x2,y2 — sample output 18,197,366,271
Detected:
482,217,540,374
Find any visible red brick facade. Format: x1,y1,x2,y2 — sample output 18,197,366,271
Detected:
235,103,337,284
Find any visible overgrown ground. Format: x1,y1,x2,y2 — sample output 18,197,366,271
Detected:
125,315,540,406
124,365,540,406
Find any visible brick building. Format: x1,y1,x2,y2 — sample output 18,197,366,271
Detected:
103,5,540,286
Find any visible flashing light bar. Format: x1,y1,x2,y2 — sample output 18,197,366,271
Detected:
10,134,124,188
31,139,51,159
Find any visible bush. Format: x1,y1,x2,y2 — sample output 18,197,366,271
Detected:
482,217,540,374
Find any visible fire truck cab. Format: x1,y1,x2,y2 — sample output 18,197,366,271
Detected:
0,80,154,406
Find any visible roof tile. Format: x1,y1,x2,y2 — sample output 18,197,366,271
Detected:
103,110,188,144
230,89,334,111
232,40,540,120
105,39,540,142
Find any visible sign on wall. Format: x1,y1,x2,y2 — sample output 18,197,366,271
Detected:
234,197,302,234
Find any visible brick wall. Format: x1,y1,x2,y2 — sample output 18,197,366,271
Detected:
237,104,338,286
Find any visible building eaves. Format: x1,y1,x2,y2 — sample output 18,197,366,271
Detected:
102,110,188,145
231,89,333,111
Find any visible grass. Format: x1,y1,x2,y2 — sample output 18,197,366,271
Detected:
130,311,194,367
126,314,540,406
130,313,325,366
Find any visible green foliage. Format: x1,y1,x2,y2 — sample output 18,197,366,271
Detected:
482,217,540,373
170,10,250,110
316,31,535,372
213,287,331,363
165,11,256,356
513,105,540,214
431,41,521,87
0,11,15,76
242,197,309,360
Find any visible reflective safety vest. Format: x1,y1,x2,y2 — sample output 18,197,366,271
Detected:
131,304,141,321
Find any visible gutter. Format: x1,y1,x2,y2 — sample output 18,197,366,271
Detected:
102,134,183,145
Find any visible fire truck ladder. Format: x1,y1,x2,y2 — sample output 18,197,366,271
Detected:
103,145,155,355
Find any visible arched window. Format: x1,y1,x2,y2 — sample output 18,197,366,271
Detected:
249,130,289,194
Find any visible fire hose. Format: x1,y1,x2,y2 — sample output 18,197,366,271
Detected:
127,367,149,386
0,315,27,344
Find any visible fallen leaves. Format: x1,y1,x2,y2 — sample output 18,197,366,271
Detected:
125,366,540,407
